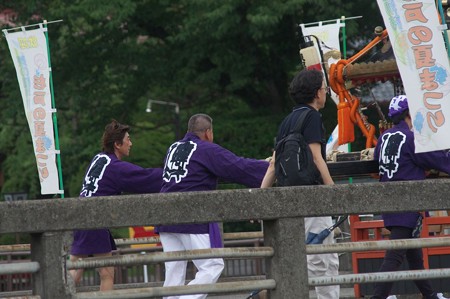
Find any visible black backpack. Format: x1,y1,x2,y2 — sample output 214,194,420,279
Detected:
275,109,323,186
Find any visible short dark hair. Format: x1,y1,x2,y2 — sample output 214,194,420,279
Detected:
187,114,213,133
289,69,324,104
391,109,409,125
101,119,130,153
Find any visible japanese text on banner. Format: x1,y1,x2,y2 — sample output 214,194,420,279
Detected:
377,0,450,153
4,27,61,194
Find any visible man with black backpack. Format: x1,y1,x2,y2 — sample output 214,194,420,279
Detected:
261,69,339,299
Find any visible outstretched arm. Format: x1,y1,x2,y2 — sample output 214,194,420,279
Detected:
261,151,276,188
204,143,269,188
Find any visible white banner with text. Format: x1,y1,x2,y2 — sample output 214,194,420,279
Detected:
4,25,61,194
378,0,450,152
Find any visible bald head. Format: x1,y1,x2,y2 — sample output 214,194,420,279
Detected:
187,114,214,141
188,114,213,133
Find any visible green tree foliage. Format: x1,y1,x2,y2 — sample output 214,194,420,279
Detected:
0,0,383,199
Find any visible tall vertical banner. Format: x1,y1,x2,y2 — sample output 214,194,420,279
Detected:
300,21,349,154
4,25,61,194
378,0,450,153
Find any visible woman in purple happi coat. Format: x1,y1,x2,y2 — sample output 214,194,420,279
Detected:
156,114,269,299
372,95,450,299
70,120,162,291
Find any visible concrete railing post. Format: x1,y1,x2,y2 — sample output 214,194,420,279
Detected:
31,232,72,299
264,217,309,298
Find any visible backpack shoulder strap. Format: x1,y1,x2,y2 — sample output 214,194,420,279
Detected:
290,108,312,135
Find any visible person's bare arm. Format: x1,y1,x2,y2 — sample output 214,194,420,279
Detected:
261,151,276,188
309,143,334,185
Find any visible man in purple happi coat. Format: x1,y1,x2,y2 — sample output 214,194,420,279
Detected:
70,120,162,291
372,95,449,299
156,113,269,299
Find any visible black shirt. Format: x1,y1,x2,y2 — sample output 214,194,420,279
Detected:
276,104,326,159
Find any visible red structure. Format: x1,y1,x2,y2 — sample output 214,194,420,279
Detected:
350,213,450,297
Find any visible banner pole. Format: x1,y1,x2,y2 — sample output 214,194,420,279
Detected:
301,16,362,27
341,16,347,60
4,19,63,33
341,15,353,184
43,20,65,198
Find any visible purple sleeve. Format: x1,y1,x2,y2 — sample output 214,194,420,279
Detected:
414,150,450,174
203,144,269,188
117,162,163,193
402,131,450,174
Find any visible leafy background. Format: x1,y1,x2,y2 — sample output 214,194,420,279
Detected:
0,1,388,240
0,1,386,198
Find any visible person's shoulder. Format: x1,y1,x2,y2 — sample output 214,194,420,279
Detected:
92,152,109,159
380,124,413,146
283,105,316,122
292,105,319,119
380,125,411,137
302,105,319,115
308,109,321,120
200,141,237,160
304,108,321,125
396,122,414,137
200,140,224,151
105,154,142,171
86,152,113,166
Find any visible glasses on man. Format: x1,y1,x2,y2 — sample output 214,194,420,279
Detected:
321,86,331,94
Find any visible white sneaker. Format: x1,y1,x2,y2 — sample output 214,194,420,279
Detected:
437,293,448,299
387,296,397,299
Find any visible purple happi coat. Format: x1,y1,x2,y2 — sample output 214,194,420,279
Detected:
374,121,450,228
71,153,162,255
156,133,269,248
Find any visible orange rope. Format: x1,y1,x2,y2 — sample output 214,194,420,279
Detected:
329,30,389,148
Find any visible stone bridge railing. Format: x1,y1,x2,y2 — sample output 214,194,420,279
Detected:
1,179,450,298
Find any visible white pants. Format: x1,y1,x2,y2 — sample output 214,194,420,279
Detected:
160,232,224,299
305,216,340,299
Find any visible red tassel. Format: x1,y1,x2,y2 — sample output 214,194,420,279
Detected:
337,102,355,145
